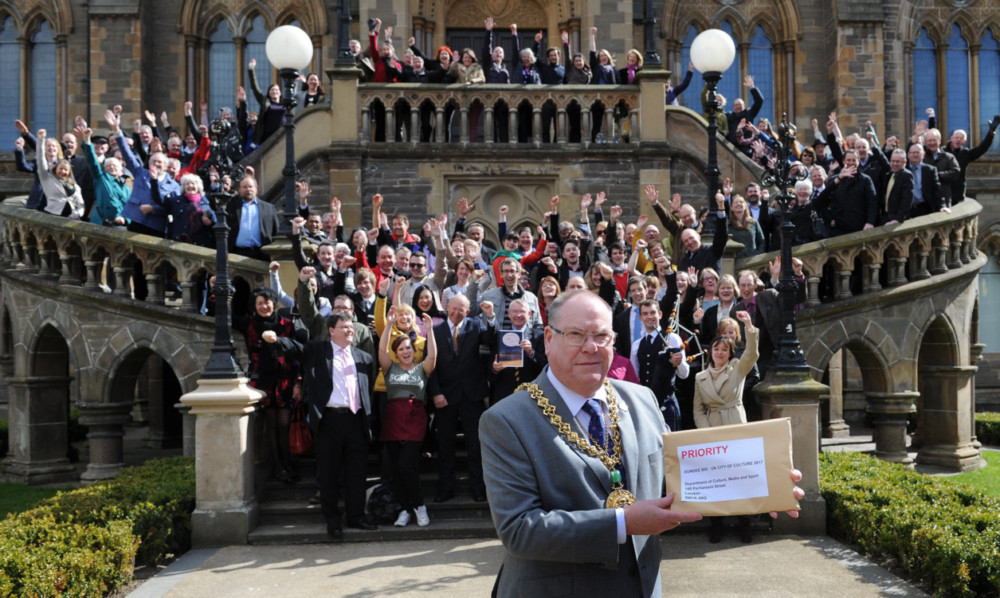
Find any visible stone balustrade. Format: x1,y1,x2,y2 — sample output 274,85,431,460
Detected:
356,83,641,145
738,198,980,305
0,202,268,311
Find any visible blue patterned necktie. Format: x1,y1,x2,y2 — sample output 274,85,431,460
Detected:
581,399,608,454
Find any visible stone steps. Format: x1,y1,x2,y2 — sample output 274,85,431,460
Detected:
252,446,496,544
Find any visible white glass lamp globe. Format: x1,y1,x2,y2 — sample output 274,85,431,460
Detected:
690,29,736,74
266,25,314,71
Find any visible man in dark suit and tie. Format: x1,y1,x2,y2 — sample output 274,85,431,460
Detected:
264,313,377,536
906,143,948,219
483,298,546,404
228,174,280,260
480,290,804,597
612,277,647,358
880,148,915,225
431,294,491,502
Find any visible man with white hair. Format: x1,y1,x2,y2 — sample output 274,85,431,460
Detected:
921,128,961,206
940,112,1000,203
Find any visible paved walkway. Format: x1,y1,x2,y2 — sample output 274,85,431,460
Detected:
129,533,928,598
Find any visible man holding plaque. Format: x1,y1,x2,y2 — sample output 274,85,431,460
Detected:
480,289,803,597
482,298,546,403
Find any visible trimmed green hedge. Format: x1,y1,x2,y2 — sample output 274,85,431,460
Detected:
821,452,1000,598
976,412,1000,446
0,456,194,597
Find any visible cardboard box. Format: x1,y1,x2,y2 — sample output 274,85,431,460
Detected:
662,418,799,516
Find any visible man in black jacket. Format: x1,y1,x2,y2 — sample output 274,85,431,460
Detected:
939,114,999,203
725,75,763,148
814,151,877,236
532,31,565,143
677,192,729,274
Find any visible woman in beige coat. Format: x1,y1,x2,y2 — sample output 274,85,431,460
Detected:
450,49,486,141
693,309,758,543
693,310,757,428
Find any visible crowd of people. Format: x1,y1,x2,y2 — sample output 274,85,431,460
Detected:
350,19,653,143
10,53,995,539
711,107,1000,251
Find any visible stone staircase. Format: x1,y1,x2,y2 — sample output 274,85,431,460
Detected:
249,449,497,545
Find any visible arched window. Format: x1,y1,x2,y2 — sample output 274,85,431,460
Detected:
747,25,774,124
245,15,272,93
208,20,236,121
979,28,1000,151
717,21,740,108
679,24,698,108
29,20,57,136
0,17,19,149
945,24,969,135
913,28,937,122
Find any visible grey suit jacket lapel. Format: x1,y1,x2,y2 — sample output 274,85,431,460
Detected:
535,370,612,495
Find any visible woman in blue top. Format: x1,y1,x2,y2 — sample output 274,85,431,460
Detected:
79,125,130,228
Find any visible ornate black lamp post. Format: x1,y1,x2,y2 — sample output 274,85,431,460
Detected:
760,115,810,371
265,25,315,236
203,188,242,378
642,0,661,67
335,0,354,66
690,30,736,224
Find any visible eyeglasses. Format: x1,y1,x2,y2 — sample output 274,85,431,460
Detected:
549,326,615,347
409,262,426,269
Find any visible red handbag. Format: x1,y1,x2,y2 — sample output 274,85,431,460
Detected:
289,401,313,456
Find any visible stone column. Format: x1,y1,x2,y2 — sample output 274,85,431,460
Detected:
754,369,829,535
175,401,195,458
78,401,133,481
823,349,850,438
1,376,77,484
866,391,918,467
181,377,264,546
915,365,982,471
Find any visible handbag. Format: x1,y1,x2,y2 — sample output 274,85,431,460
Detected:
809,209,828,240
289,401,313,456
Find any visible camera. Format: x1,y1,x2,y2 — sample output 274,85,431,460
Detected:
367,18,376,32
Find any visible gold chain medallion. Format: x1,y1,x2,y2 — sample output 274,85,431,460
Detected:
517,380,636,508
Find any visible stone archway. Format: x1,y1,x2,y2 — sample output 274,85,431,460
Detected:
79,347,185,481
1,324,76,484
914,314,981,470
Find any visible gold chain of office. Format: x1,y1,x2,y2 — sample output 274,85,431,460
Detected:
516,379,636,508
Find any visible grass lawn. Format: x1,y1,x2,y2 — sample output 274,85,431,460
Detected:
0,483,68,518
941,449,1000,496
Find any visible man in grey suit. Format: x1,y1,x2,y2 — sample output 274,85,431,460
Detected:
481,290,804,595
480,290,702,597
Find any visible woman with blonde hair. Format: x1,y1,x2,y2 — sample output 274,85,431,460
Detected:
34,129,85,219
536,275,561,325
618,48,643,84
375,278,427,393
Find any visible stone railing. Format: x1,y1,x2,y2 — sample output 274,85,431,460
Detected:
0,202,268,312
738,198,981,306
356,83,641,145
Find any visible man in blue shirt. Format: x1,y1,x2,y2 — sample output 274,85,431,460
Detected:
228,175,280,260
